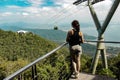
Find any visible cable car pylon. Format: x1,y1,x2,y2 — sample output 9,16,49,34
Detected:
73,0,120,74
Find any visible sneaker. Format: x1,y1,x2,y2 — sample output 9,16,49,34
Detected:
72,71,76,75
75,72,79,78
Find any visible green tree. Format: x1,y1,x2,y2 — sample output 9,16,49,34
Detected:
54,26,58,30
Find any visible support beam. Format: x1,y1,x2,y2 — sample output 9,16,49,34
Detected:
88,0,107,74
100,49,108,68
73,0,120,74
91,49,101,74
88,0,120,74
88,1,101,33
101,0,120,35
91,35,107,74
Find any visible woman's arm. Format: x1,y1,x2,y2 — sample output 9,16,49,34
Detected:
66,32,70,42
66,30,73,42
79,32,84,43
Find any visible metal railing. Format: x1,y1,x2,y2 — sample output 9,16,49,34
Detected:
3,42,68,80
3,40,120,80
85,40,120,44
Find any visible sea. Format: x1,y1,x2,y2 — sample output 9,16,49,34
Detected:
0,22,120,47
60,23,120,47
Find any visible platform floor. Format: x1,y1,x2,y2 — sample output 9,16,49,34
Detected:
69,72,116,80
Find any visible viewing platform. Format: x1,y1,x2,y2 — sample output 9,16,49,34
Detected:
69,72,116,80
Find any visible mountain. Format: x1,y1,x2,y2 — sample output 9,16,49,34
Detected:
0,22,43,31
0,22,97,43
25,29,120,56
0,24,119,56
25,29,97,43
0,22,97,42
0,29,59,61
0,22,26,31
0,29,71,79
0,30,120,79
26,29,67,42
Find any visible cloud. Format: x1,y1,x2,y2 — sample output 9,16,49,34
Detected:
55,0,75,5
0,0,119,29
93,0,120,23
28,0,43,7
24,7,40,14
22,12,29,16
1,12,13,16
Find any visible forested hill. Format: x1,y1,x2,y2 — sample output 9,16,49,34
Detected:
24,29,120,56
0,29,59,61
25,29,96,43
0,29,120,80
0,29,71,79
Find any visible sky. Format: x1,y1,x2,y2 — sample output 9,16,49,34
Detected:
0,0,120,46
0,0,120,30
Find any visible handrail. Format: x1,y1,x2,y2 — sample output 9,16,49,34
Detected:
4,42,68,80
3,40,119,80
85,40,120,44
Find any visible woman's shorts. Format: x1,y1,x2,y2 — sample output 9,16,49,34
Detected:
69,45,82,55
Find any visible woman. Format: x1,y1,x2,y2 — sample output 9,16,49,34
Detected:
66,20,84,78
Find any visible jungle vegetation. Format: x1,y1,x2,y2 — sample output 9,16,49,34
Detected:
0,29,119,80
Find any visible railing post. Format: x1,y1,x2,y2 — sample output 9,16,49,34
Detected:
18,74,22,80
23,73,26,80
32,65,38,80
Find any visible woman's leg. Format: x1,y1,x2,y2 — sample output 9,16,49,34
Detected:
76,54,81,72
76,46,82,72
71,53,77,73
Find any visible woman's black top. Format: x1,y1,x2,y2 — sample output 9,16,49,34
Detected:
69,29,82,46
